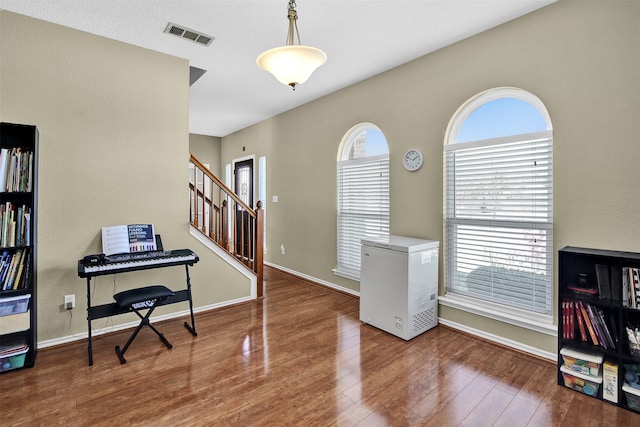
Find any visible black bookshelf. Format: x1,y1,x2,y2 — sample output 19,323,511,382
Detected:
0,123,38,373
558,246,640,413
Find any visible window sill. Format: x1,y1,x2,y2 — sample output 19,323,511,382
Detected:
438,294,557,336
332,268,360,282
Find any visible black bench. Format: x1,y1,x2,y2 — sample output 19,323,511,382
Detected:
113,285,175,364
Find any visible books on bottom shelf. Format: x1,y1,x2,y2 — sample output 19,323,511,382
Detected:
562,298,617,350
0,249,30,291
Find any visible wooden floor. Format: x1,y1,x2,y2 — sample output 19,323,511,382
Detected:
2,266,640,426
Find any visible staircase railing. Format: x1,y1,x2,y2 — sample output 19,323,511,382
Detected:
188,153,263,298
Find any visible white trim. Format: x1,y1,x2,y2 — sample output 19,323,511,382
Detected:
266,261,360,297
231,153,256,206
438,294,556,336
332,267,360,282
38,295,254,350
438,316,557,362
190,225,258,299
336,122,384,161
231,154,256,168
444,87,553,146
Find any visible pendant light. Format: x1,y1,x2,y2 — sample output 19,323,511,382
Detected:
256,0,327,90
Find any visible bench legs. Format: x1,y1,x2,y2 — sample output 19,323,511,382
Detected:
115,307,172,364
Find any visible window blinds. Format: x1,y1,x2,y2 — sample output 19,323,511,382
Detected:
444,131,553,315
337,155,389,276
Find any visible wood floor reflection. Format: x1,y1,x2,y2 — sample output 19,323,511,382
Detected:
2,266,639,426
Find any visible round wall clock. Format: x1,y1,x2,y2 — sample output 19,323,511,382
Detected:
402,149,424,171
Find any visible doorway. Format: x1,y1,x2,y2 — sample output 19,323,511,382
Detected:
234,158,253,257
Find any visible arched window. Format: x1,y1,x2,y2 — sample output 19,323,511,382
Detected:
335,123,389,280
443,87,553,325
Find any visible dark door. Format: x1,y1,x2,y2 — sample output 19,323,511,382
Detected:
234,159,253,257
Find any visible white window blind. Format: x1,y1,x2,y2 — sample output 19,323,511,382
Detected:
444,131,553,315
337,154,389,277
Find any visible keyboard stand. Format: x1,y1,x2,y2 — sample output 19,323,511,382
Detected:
79,250,199,366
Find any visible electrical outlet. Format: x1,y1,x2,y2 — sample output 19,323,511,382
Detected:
64,294,75,310
281,244,286,255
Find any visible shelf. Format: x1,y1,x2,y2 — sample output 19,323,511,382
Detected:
0,122,37,373
558,246,640,413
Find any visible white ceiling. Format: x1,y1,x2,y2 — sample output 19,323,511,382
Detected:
0,0,556,137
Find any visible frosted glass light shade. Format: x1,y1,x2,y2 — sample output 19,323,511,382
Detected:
257,45,327,87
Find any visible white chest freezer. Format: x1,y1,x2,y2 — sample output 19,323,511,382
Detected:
359,235,439,340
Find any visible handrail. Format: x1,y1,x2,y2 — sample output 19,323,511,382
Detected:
189,153,264,298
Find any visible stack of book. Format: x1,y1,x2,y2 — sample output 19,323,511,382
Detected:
0,147,33,193
562,298,617,349
0,249,31,291
0,202,31,248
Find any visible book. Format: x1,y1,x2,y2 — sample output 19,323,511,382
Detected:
627,267,637,308
6,249,24,290
101,224,156,255
568,300,575,339
585,302,607,349
623,267,630,307
609,312,619,346
633,268,640,307
611,266,622,302
15,206,22,246
24,211,30,246
561,300,565,338
575,303,587,341
0,253,12,290
596,307,615,349
577,301,599,346
595,264,611,300
20,251,31,290
13,249,27,290
0,148,8,192
562,299,575,339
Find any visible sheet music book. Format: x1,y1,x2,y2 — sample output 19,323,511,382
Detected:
101,224,156,255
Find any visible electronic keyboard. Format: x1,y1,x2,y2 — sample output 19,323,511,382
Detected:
78,249,199,277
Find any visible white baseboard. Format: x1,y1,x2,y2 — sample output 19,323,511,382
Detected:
437,317,557,362
38,296,255,349
265,262,359,297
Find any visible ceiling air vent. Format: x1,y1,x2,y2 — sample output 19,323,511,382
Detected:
164,22,214,47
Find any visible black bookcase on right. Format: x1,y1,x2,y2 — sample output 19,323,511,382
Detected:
558,246,640,413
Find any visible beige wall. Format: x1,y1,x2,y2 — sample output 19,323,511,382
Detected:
2,0,638,357
189,133,221,177
222,0,640,355
0,11,251,343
